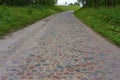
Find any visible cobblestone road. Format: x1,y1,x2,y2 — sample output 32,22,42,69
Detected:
0,12,120,80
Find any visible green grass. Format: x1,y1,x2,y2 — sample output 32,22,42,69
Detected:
74,6,120,46
0,5,62,37
0,5,80,38
57,5,80,11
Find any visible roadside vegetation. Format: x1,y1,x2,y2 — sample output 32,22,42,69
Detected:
0,0,59,37
74,6,120,46
75,0,120,46
57,5,80,11
0,0,80,38
0,5,62,37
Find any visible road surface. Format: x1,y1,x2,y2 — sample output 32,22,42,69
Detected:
0,11,120,80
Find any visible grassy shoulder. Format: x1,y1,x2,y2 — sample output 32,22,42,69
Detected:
0,5,80,38
74,6,120,46
0,5,62,37
57,5,80,11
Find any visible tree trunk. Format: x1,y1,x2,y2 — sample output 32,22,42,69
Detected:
94,0,99,9
107,0,109,8
105,0,107,7
113,0,116,7
0,0,4,4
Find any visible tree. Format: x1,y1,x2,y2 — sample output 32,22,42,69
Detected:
38,0,57,5
78,0,91,7
78,0,119,9
0,0,31,6
69,2,79,6
69,3,74,5
0,0,57,6
94,0,99,9
65,2,67,5
78,0,85,6
74,2,79,5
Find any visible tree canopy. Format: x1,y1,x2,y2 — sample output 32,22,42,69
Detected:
0,0,57,6
78,0,120,8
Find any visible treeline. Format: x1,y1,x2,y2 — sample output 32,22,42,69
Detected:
78,0,120,8
0,0,57,6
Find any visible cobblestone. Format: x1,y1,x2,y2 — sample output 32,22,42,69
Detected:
0,12,120,80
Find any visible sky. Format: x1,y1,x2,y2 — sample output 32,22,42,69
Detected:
57,0,77,5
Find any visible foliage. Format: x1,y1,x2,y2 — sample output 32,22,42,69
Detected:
69,2,79,6
0,0,31,6
74,6,120,46
77,0,120,8
36,0,56,6
0,5,61,37
74,2,80,5
0,5,79,37
57,5,80,11
0,0,57,6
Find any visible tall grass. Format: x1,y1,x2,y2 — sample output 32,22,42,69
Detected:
74,6,120,46
0,5,61,37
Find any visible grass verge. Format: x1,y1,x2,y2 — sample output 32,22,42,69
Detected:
74,6,120,46
0,5,62,37
57,5,80,11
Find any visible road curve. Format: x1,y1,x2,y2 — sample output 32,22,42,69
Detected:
0,11,120,80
